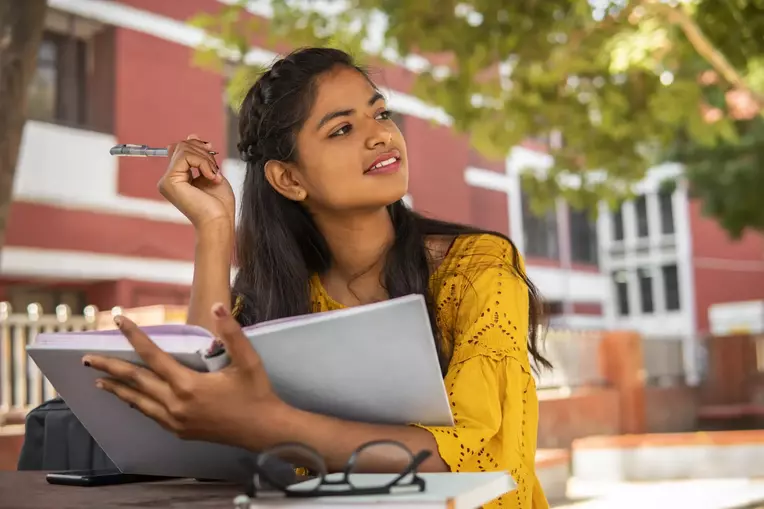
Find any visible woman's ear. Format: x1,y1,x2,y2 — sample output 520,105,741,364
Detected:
263,160,307,202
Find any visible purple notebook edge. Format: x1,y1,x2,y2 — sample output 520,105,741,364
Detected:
50,324,214,338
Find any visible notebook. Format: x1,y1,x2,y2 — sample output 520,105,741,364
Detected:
26,294,453,481
241,472,516,509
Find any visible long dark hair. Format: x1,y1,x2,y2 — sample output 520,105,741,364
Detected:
232,47,550,373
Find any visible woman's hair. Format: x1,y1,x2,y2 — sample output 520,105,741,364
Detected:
233,47,551,373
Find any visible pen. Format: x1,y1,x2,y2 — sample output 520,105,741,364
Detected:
109,144,218,157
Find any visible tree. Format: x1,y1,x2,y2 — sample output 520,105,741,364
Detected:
191,0,764,237
0,1,47,256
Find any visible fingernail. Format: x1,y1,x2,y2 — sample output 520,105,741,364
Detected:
82,357,91,367
212,303,227,318
95,380,104,390
113,315,123,328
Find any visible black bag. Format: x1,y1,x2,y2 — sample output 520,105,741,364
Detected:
17,397,115,471
17,397,297,485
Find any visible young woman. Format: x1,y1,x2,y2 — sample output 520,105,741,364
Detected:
83,47,551,508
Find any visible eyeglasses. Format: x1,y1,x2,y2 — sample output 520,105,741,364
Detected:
237,440,431,502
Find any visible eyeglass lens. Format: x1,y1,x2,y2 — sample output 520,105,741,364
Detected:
256,443,327,493
346,441,417,489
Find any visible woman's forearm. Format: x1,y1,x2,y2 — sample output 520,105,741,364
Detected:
257,404,449,474
187,220,235,330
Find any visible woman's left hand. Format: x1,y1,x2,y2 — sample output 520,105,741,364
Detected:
83,303,289,450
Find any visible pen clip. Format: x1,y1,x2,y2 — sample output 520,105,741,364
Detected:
116,144,150,150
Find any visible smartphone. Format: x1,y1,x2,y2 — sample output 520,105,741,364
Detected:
46,469,175,487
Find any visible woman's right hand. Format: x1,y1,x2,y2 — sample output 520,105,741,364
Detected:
157,134,236,231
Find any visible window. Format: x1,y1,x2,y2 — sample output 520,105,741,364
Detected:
613,271,629,316
569,207,598,265
638,267,654,313
662,264,680,311
27,31,88,126
522,193,559,259
659,190,675,234
635,195,649,238
26,17,114,132
612,204,625,241
27,38,58,121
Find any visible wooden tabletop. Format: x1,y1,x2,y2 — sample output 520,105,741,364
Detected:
0,472,245,509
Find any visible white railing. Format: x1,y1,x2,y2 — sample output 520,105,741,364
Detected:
0,302,98,416
534,329,606,390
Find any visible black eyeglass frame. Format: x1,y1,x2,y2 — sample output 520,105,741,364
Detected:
246,439,432,499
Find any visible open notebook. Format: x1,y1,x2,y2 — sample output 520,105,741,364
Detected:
27,294,453,480
241,472,517,509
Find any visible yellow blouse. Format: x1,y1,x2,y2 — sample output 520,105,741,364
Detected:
237,233,548,509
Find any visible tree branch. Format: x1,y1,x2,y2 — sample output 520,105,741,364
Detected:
0,1,48,255
643,0,764,110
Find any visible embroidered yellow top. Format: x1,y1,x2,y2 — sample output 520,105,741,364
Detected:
235,233,548,509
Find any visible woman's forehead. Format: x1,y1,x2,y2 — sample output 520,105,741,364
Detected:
310,67,380,115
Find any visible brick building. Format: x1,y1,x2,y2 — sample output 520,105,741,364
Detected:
4,0,762,347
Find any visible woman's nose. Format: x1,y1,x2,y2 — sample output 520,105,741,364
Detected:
366,123,393,149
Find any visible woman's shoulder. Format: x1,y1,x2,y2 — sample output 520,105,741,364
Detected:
431,232,521,278
428,232,527,321
429,233,532,368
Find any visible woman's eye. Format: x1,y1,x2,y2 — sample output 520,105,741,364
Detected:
330,125,351,137
376,110,392,121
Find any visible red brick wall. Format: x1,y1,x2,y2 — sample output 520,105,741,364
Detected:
120,0,219,20
700,334,762,405
85,280,191,310
404,117,471,223
0,278,190,314
541,329,697,448
114,27,227,200
572,302,603,315
469,187,509,235
538,389,621,448
0,432,24,471
688,199,764,333
6,202,195,261
645,386,698,433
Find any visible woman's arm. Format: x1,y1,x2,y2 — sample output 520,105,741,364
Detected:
186,220,235,330
153,134,236,331
261,404,450,473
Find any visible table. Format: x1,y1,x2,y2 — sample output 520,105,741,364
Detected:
0,472,244,509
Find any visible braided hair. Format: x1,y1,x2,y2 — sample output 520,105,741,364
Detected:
231,48,550,373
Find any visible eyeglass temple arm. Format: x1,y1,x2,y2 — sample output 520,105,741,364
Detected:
383,450,433,488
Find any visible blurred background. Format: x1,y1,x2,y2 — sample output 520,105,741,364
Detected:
0,1,763,507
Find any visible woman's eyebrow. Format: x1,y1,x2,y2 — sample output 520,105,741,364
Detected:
316,92,386,131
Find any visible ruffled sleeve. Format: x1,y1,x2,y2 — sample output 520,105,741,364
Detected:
415,235,548,509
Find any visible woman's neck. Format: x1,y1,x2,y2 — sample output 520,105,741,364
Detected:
314,207,395,305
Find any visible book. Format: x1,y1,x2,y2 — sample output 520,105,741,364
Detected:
238,472,516,509
26,294,453,481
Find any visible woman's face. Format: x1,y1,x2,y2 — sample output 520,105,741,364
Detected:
269,66,409,213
